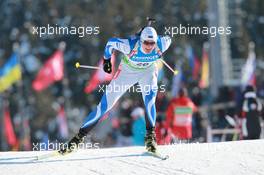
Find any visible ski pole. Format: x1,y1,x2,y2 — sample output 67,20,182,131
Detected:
147,17,156,26
159,59,178,75
75,62,101,70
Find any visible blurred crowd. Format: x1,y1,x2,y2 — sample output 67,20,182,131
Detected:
0,0,264,151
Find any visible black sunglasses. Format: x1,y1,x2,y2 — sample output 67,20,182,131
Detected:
143,41,156,46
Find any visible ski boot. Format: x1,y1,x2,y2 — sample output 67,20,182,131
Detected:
144,128,157,153
59,132,85,155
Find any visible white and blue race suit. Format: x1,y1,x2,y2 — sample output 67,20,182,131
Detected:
80,34,171,134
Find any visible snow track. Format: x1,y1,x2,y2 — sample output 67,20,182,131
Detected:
0,140,263,175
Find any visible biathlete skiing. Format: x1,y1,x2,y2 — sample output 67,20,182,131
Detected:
59,18,172,155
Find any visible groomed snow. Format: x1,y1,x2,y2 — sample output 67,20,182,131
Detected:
0,140,263,175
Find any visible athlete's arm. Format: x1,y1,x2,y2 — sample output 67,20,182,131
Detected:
103,38,133,59
157,35,172,53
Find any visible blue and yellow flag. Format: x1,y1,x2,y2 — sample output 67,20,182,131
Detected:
0,54,22,92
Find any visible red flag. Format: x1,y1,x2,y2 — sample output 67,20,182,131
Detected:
193,56,201,80
56,106,68,139
3,106,18,147
32,50,64,91
84,54,116,93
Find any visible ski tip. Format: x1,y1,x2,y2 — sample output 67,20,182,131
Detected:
162,155,169,160
145,151,169,160
36,151,61,161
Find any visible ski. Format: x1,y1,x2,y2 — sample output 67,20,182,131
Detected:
36,151,62,160
36,148,79,160
146,151,169,160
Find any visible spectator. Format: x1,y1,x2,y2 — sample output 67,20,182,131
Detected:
166,87,197,141
131,107,146,146
242,85,263,140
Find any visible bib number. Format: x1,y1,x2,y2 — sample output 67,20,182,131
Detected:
136,62,150,68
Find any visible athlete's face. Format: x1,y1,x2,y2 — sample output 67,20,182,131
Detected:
142,40,156,54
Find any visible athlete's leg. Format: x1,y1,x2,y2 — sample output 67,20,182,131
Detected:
138,67,158,130
80,66,138,135
138,66,158,152
59,66,138,154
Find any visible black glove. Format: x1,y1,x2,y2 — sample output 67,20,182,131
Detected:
103,59,112,74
